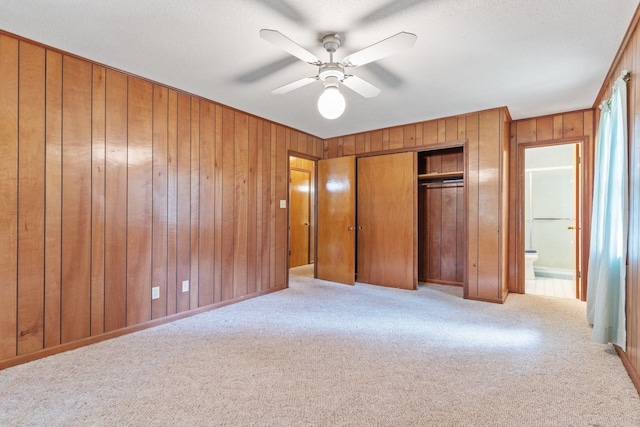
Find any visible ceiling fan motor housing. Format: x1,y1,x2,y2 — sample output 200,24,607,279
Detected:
322,34,341,52
319,63,345,88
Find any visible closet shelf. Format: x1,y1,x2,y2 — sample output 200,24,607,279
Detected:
417,171,464,181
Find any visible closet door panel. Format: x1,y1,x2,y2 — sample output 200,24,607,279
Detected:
317,156,356,285
358,152,416,290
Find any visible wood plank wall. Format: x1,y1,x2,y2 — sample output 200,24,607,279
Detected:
0,32,323,367
323,109,510,302
592,5,640,390
508,110,595,295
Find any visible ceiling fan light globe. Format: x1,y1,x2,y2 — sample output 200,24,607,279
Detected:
317,87,346,120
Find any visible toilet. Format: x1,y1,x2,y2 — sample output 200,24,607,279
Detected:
524,249,539,280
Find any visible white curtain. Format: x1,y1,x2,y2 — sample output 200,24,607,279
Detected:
586,72,629,350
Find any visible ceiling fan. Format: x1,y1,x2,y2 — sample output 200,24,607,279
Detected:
260,29,417,119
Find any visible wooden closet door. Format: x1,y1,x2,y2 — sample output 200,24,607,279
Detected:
357,152,417,290
316,156,356,285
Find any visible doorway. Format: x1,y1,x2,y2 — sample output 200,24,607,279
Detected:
520,142,582,299
289,155,316,274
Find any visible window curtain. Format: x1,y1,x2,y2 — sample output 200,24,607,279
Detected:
586,72,629,350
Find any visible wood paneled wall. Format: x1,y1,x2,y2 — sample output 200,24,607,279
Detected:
0,32,322,367
592,4,640,390
324,109,510,302
508,110,595,295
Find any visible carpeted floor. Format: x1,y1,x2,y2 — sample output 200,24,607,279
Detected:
1,265,639,426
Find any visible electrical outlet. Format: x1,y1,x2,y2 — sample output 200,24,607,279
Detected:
280,199,286,209
182,280,189,292
152,286,160,300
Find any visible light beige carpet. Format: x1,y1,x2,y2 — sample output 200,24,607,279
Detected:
1,266,639,426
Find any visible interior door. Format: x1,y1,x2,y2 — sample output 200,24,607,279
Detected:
316,156,356,285
357,152,417,290
289,169,311,268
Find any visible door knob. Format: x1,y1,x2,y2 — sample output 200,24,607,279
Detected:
304,222,309,226
567,226,576,230
358,226,363,230
347,226,354,231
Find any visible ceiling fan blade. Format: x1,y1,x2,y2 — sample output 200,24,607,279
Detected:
356,0,425,26
343,32,417,68
236,56,300,83
255,0,309,26
342,75,381,98
260,29,322,65
271,76,318,94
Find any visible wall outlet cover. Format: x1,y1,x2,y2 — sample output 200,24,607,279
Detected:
152,286,160,300
182,280,189,292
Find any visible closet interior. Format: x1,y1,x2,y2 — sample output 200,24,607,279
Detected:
418,145,466,286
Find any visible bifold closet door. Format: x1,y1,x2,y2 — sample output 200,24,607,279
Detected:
316,156,356,285
357,152,417,290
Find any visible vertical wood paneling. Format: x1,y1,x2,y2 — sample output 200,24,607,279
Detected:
440,187,457,281
152,85,169,319
255,120,264,291
176,93,191,312
476,110,501,300
261,122,272,291
247,116,258,295
61,55,92,343
424,121,438,146
404,124,416,147
563,111,584,138
44,50,62,348
355,133,366,154
214,105,224,301
104,69,128,332
466,114,480,296
167,89,178,314
275,125,287,287
221,107,235,301
456,185,465,282
270,125,277,288
0,30,323,366
91,65,106,336
0,34,18,360
427,186,442,279
190,98,200,308
343,135,355,156
17,42,45,355
126,77,153,326
370,130,383,152
198,100,215,307
234,112,249,298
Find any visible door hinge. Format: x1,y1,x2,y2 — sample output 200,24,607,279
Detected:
577,270,581,279
576,156,581,165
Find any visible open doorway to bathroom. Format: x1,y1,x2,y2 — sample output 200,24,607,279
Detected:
520,142,582,299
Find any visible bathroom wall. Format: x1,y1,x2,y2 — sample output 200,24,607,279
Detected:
524,144,577,276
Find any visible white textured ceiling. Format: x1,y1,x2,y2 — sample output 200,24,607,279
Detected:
1,0,638,138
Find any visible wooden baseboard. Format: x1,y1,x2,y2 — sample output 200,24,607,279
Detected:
614,345,640,395
0,286,287,371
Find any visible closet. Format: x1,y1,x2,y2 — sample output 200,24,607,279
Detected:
417,145,466,286
316,152,416,290
317,145,466,290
